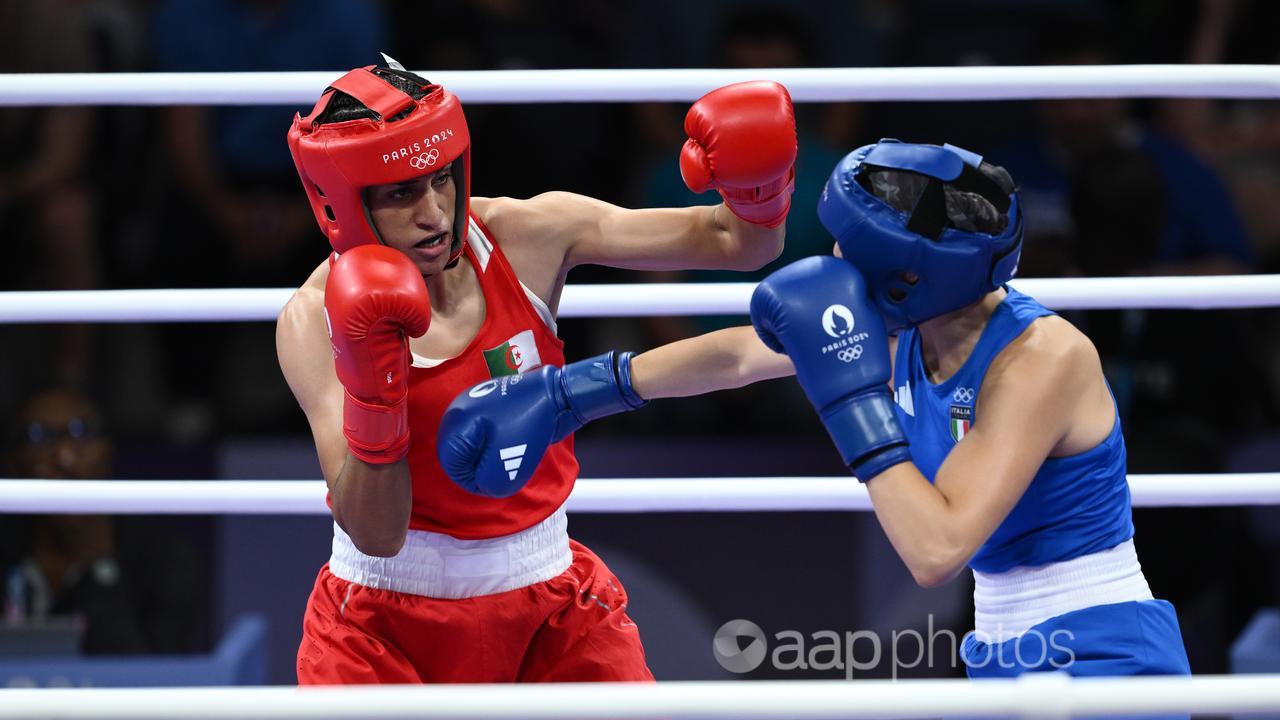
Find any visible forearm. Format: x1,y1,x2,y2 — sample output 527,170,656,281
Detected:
330,454,413,557
865,463,972,587
630,325,793,399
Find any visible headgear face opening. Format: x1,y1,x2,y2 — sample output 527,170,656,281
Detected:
818,139,1023,330
288,65,471,264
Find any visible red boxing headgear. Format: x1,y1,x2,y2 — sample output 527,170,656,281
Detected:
288,65,471,263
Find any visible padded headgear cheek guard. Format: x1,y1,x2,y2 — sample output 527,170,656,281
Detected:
818,139,1023,331
288,65,471,263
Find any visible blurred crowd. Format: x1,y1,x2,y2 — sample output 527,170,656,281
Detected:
1,0,1279,671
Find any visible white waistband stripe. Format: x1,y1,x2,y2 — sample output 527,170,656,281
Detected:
972,538,1153,642
328,504,571,600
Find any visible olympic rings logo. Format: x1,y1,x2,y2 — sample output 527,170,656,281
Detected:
953,387,975,403
409,148,441,170
837,344,863,363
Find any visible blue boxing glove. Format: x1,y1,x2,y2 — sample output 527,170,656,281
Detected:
438,351,646,497
750,256,911,481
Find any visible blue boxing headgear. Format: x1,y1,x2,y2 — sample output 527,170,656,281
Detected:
818,139,1023,330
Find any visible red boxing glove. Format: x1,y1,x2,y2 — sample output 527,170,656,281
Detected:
680,80,797,228
324,245,431,464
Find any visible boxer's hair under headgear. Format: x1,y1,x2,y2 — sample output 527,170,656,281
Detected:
818,139,1022,330
288,58,471,265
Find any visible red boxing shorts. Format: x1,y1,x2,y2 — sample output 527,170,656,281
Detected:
297,540,653,683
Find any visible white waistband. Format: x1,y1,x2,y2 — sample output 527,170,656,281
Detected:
328,504,572,600
972,538,1153,643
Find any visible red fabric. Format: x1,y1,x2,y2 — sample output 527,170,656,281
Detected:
325,245,431,463
288,66,471,255
297,541,653,684
402,216,578,539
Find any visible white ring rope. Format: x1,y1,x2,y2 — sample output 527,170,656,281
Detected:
1,65,1279,106
3,673,1280,719
1,275,1277,323
1,474,1278,515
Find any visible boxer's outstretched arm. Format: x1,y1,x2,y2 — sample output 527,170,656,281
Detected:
276,277,412,557
629,325,794,399
483,82,795,309
489,192,785,275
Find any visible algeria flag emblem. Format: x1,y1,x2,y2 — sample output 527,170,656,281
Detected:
482,329,541,378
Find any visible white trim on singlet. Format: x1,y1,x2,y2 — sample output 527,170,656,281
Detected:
468,217,493,271
408,218,557,369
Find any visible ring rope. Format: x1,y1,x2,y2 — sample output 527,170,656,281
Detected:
3,674,1280,719
0,65,1278,106
1,275,1277,324
2,474,1278,515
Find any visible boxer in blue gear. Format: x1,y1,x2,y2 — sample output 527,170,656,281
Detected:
441,140,1190,691
755,140,1189,687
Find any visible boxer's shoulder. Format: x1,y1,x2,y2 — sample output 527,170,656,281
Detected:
277,261,330,349
984,314,1098,403
472,193,589,242
472,193,583,279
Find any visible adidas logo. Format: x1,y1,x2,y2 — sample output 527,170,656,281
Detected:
499,444,528,482
895,382,915,417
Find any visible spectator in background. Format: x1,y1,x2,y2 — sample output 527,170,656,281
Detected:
2,389,202,655
1158,0,1280,426
146,0,385,437
150,0,386,287
1161,0,1280,272
996,20,1254,279
0,2,101,399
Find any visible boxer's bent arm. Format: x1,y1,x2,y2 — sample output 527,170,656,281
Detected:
630,325,794,399
276,289,412,557
865,322,1096,587
491,192,785,274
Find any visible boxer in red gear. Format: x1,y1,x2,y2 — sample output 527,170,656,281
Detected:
277,62,796,684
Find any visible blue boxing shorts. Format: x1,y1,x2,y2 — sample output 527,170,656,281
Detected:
963,600,1190,720
961,599,1189,678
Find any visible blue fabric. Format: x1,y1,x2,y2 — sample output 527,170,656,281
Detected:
892,289,1134,572
963,599,1190,678
819,141,1023,331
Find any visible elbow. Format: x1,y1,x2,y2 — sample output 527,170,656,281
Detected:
727,230,785,271
906,548,968,589
727,237,783,270
346,525,407,558
910,566,955,589
716,205,785,271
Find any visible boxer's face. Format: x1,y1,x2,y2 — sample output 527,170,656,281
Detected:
365,163,457,275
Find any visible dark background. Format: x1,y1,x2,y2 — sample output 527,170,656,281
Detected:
2,0,1279,684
